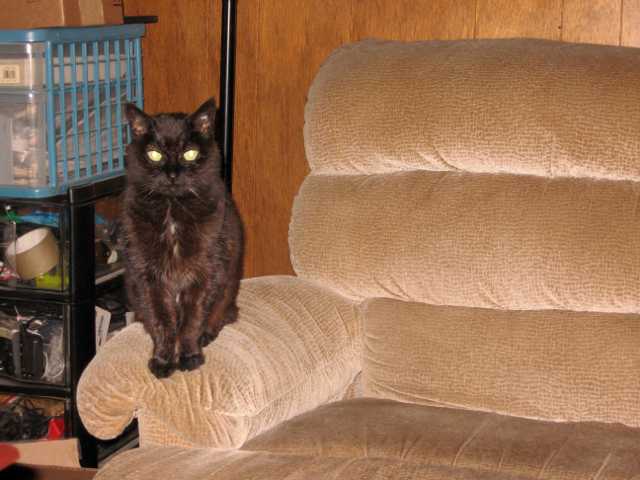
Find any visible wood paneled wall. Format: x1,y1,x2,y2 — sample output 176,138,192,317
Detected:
125,0,640,278
123,0,222,114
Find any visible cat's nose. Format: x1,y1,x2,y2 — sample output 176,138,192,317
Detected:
168,171,177,181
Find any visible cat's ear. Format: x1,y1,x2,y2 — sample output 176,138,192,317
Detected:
190,98,217,138
125,103,151,139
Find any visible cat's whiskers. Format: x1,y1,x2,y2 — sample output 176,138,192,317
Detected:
142,183,157,199
188,187,203,201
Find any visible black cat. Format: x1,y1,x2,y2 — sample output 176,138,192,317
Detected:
122,99,244,379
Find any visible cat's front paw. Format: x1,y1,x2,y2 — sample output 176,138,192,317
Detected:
148,357,176,379
178,352,205,371
198,332,215,348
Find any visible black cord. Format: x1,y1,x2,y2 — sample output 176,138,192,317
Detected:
0,397,50,441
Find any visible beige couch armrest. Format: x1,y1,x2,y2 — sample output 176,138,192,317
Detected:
77,275,361,448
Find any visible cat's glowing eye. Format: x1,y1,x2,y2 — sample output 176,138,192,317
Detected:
146,150,163,162
182,149,199,162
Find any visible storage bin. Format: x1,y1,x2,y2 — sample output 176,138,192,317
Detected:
0,91,48,188
0,393,66,441
94,193,123,284
0,182,125,293
0,291,127,387
0,200,69,292
0,25,144,198
0,299,66,386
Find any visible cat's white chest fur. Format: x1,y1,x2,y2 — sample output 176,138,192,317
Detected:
170,223,179,255
159,207,200,294
163,208,180,256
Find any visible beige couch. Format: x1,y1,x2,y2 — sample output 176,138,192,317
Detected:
78,38,640,479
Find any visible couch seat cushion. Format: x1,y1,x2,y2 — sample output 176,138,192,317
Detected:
243,398,640,479
95,446,528,480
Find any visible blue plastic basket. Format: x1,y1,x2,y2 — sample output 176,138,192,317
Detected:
0,24,144,198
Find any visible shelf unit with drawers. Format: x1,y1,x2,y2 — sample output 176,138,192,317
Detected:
0,24,145,468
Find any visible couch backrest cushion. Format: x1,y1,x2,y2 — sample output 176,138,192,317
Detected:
291,38,640,311
363,298,640,427
303,38,640,180
292,170,640,312
292,38,640,423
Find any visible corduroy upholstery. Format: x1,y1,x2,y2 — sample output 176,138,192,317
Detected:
244,398,640,479
290,171,640,310
78,276,362,448
362,299,640,426
303,38,640,179
78,38,640,479
96,446,530,480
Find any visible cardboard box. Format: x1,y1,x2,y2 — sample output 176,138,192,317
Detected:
8,438,81,468
1,464,96,480
0,0,123,30
0,439,94,479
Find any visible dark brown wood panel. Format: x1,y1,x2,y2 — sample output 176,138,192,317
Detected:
124,0,221,114
476,0,562,39
247,0,353,276
233,0,261,279
250,0,307,277
562,0,622,44
351,0,475,40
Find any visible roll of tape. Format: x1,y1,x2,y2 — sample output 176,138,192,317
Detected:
5,227,60,280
